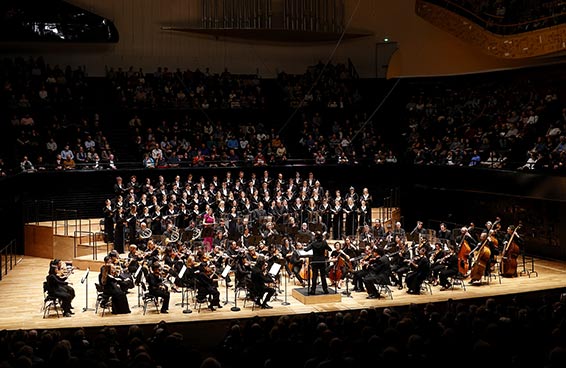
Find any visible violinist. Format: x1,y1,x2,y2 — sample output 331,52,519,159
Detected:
389,237,412,290
342,236,361,268
46,259,75,317
194,260,222,311
162,245,183,292
126,244,144,276
108,250,135,293
429,242,447,285
404,246,431,295
438,245,459,290
371,219,385,246
363,247,392,299
146,262,170,313
358,224,374,248
233,249,252,289
100,261,131,314
143,239,160,268
351,246,373,292
250,258,276,309
246,245,259,266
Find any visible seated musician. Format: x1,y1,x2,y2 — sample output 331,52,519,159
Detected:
250,258,276,309
358,224,374,248
341,236,361,267
389,237,411,290
46,259,75,317
162,245,183,292
371,219,386,245
100,262,131,314
143,239,160,268
328,242,350,289
404,246,431,295
246,245,259,266
439,245,459,290
351,246,373,292
429,242,448,285
135,221,151,251
362,247,392,299
108,250,134,293
296,222,314,244
233,250,252,289
146,262,170,313
125,244,144,276
194,259,222,311
287,241,307,287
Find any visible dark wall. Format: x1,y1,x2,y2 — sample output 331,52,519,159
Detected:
2,164,565,260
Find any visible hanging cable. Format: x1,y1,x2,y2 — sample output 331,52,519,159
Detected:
277,0,362,136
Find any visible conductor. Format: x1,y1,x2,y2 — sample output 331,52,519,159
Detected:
304,231,332,295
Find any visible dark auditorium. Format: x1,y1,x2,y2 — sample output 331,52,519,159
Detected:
1,1,566,368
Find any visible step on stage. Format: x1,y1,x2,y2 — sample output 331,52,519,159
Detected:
292,287,342,304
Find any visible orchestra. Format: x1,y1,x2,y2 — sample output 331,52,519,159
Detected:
68,170,529,317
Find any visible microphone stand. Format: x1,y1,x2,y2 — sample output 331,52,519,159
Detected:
81,268,94,312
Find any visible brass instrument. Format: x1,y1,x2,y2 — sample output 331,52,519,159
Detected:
140,227,153,239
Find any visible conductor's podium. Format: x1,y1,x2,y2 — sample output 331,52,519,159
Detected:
292,287,342,305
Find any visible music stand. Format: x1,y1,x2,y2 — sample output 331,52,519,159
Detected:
297,249,313,293
81,268,94,312
281,265,290,306
176,265,192,314
268,263,282,301
222,265,232,305
133,265,143,308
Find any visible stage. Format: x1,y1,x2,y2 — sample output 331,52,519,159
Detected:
1,255,565,333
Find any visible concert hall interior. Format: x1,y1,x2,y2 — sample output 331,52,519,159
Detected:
1,1,566,367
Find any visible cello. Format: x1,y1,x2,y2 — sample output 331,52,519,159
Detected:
501,225,521,277
457,227,472,276
328,250,347,285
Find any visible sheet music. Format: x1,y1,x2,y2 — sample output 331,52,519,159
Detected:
178,265,187,279
268,263,281,276
221,265,231,278
297,249,313,257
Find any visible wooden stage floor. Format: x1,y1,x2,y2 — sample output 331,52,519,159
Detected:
1,255,565,332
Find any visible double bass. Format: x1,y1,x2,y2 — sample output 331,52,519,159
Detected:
501,225,521,277
469,219,500,282
457,229,472,276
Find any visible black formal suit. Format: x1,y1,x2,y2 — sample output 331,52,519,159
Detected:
304,235,332,294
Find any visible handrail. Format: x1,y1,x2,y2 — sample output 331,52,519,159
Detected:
54,209,79,236
0,240,18,281
420,0,566,34
74,230,97,260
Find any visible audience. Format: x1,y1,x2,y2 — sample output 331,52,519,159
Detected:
2,289,564,368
